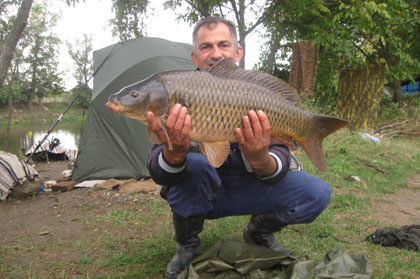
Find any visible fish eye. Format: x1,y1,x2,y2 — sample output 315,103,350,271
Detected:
131,92,138,98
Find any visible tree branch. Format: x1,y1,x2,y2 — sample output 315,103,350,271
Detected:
399,17,420,25
0,0,34,89
244,0,284,37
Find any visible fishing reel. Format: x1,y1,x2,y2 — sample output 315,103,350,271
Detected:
48,138,61,151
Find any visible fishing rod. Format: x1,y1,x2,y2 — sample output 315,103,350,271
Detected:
26,42,121,163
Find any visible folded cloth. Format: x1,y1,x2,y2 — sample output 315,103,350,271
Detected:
0,151,38,200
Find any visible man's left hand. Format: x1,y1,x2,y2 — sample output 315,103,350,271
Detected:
235,110,276,176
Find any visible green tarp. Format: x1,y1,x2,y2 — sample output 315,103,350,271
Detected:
72,38,196,181
285,248,373,279
180,239,373,279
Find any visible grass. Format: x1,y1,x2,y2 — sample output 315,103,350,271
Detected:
1,99,420,278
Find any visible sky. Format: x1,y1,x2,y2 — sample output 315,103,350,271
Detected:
52,0,263,90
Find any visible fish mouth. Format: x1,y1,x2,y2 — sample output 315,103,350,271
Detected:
106,101,122,113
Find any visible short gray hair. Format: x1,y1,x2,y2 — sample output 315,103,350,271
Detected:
192,16,239,49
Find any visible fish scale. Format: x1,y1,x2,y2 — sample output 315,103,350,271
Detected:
160,70,305,142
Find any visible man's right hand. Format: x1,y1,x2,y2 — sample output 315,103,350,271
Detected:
146,104,191,166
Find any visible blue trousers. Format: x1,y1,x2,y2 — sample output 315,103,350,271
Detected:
166,151,331,225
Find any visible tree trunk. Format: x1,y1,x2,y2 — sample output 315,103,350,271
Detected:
4,80,13,152
393,78,403,108
0,0,33,89
237,0,246,69
265,39,280,74
289,40,319,94
337,64,385,129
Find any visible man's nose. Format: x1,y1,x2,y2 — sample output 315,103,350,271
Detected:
210,47,223,60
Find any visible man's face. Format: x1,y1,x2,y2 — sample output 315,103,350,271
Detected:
191,23,243,70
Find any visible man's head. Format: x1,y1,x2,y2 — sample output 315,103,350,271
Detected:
191,16,243,70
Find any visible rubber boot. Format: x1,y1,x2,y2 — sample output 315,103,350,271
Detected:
243,212,293,255
165,213,206,279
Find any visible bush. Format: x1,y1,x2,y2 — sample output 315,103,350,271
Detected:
378,92,420,124
0,82,21,106
71,84,92,109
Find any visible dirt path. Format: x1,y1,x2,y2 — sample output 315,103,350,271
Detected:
1,160,159,248
370,173,420,226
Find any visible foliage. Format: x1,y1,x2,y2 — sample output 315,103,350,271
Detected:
71,82,92,109
14,1,64,104
0,0,34,90
0,1,18,42
163,0,272,68
67,34,93,109
0,81,20,106
274,0,420,106
0,0,88,107
67,33,93,86
377,92,420,125
110,0,149,41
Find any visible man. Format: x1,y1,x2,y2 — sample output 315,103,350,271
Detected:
147,16,331,279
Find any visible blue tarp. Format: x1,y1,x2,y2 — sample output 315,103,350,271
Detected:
401,80,419,94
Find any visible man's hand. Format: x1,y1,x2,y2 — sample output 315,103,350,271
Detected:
235,110,276,176
147,104,191,166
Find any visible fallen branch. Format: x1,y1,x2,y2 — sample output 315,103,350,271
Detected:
375,116,420,138
356,157,386,175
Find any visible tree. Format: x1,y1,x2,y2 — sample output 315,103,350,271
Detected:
275,0,420,107
0,0,84,93
110,0,149,41
67,34,93,108
68,34,93,86
1,0,31,151
163,0,278,69
0,0,33,89
18,2,64,104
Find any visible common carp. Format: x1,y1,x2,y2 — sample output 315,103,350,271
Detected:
106,58,348,171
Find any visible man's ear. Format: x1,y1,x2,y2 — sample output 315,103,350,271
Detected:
191,51,199,66
234,45,244,63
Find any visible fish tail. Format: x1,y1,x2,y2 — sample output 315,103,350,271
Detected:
300,115,348,172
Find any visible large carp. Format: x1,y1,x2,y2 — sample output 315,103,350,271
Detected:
106,58,348,171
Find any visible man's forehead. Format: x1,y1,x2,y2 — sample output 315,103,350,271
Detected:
196,23,234,44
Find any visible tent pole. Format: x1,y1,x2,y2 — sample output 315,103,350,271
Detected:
26,42,121,163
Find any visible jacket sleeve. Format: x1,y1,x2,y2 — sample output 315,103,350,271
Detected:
147,144,189,186
147,141,291,186
251,141,291,184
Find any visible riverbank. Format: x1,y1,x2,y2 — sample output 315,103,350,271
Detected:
0,103,86,126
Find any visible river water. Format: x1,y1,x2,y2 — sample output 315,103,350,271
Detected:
0,121,82,157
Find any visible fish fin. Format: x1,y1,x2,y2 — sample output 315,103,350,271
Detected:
200,141,230,168
300,115,348,172
271,135,296,147
208,58,299,104
159,118,173,150
146,118,173,150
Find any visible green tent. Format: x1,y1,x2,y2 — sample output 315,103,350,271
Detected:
72,38,195,181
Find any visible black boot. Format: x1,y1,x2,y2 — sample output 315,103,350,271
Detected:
243,212,292,255
165,213,206,279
